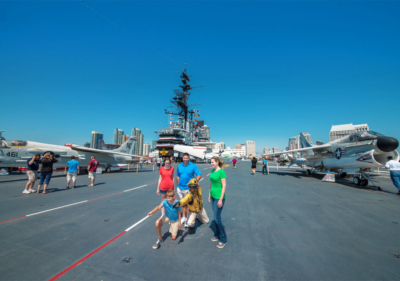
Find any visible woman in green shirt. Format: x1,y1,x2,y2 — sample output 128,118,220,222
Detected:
209,156,227,248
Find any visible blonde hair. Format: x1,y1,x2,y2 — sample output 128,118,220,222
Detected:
211,156,223,169
166,190,175,197
43,153,53,160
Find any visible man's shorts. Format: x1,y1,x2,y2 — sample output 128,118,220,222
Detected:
177,188,189,200
27,170,38,182
159,215,179,237
67,172,77,181
157,163,160,167
88,171,96,179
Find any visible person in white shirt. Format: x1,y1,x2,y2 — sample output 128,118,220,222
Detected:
384,156,400,195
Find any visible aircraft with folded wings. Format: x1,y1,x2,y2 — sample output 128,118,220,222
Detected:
0,132,141,173
266,131,399,189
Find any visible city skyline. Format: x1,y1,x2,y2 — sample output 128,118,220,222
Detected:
2,1,399,151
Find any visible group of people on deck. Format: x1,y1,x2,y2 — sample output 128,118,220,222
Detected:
23,154,100,194
149,152,228,249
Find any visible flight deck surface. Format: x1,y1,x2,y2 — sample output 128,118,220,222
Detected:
1,162,400,280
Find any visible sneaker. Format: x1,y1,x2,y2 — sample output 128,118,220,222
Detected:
211,237,219,242
28,189,35,193
216,242,226,249
152,239,163,249
184,222,189,228
181,217,187,224
23,190,30,194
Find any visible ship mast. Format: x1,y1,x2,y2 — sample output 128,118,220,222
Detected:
165,62,201,131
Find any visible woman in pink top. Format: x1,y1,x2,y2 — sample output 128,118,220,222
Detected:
157,158,175,214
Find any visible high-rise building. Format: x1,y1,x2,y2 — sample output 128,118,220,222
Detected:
330,123,369,141
152,140,157,149
235,144,241,149
272,147,279,153
143,143,151,156
139,135,144,156
302,132,312,144
113,128,125,144
91,131,104,149
263,147,270,154
132,128,142,155
121,135,130,144
84,142,91,148
245,141,256,156
288,137,297,150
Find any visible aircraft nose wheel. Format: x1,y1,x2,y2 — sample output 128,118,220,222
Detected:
105,167,111,173
353,177,361,185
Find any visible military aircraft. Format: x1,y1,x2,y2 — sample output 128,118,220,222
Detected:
266,131,399,188
0,132,141,173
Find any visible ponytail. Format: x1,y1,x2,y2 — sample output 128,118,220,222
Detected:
211,156,223,169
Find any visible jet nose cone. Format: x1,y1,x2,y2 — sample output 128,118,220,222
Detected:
377,136,399,152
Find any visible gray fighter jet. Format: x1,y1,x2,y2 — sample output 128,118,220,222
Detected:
0,132,141,173
266,131,399,188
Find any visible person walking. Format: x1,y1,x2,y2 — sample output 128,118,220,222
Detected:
209,156,227,249
384,156,400,195
37,153,58,194
251,156,257,175
157,158,175,215
262,156,268,175
176,153,202,227
232,158,237,169
23,154,41,194
66,156,80,189
87,156,99,187
156,157,161,170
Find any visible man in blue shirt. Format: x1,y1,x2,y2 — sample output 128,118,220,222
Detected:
66,156,80,189
23,154,41,194
262,156,268,175
176,153,202,227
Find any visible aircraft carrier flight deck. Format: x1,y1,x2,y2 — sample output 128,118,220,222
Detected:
1,162,400,280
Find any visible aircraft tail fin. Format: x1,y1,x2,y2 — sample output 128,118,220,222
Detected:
299,133,314,156
112,137,136,154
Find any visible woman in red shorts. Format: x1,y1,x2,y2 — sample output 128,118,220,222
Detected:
157,158,175,215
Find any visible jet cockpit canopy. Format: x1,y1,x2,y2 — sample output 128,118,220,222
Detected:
348,131,384,142
2,140,28,147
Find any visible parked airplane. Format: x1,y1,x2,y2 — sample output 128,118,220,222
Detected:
266,131,399,188
0,133,141,173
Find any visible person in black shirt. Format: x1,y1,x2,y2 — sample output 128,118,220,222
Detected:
37,153,58,194
23,154,41,194
251,156,257,175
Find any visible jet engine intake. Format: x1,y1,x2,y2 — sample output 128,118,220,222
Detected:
373,150,399,165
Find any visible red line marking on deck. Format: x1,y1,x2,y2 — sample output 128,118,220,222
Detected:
48,231,127,281
1,181,157,225
49,215,149,280
0,216,27,224
87,191,124,201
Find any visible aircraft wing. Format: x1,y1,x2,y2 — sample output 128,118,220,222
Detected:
70,145,143,158
265,143,332,156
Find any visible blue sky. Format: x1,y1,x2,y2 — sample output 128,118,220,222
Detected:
1,0,399,152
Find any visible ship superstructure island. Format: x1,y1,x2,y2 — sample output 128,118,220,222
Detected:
155,63,211,159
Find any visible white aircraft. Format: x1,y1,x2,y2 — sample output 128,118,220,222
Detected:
0,133,141,173
266,131,399,188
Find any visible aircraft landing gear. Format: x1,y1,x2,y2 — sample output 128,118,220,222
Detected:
306,169,311,176
352,170,381,190
105,167,111,173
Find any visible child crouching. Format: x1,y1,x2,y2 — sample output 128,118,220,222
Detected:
173,178,209,228
148,189,182,249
